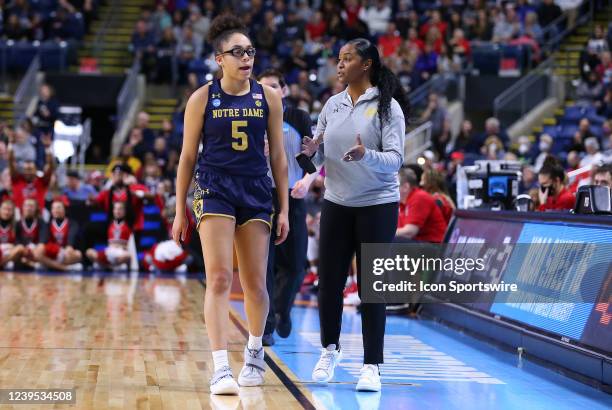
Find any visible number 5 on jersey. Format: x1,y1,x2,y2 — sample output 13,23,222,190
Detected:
232,120,248,151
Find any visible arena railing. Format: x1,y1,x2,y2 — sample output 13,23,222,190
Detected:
13,54,41,123
404,120,432,164
493,57,555,128
117,58,141,129
91,0,120,60
541,0,595,55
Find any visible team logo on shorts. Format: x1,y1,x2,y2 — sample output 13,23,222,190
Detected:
255,100,262,107
212,99,221,107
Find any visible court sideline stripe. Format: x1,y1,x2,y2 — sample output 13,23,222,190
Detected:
200,279,316,410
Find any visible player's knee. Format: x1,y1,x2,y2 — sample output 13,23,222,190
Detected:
85,249,97,261
243,281,268,304
207,270,233,294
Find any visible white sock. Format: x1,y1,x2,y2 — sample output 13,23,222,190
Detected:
212,350,229,372
247,334,263,350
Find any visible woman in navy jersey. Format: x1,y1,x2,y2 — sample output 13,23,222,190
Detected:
172,15,289,395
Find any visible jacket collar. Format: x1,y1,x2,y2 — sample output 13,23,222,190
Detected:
340,86,379,107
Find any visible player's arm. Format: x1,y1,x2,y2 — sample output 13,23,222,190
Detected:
263,84,289,244
173,84,208,242
42,146,55,183
7,143,18,179
396,224,419,239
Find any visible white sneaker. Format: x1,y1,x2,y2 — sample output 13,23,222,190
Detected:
238,346,265,386
356,364,381,392
210,366,239,395
312,344,342,383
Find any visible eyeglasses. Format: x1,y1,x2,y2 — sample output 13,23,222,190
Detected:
217,46,256,58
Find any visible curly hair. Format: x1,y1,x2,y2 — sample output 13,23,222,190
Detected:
346,38,410,127
207,14,249,53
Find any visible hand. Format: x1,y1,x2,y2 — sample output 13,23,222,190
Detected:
301,133,323,157
134,190,145,198
291,178,310,199
172,212,188,244
342,134,366,162
275,212,290,245
538,186,549,206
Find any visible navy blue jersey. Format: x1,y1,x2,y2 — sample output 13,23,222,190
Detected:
198,79,269,177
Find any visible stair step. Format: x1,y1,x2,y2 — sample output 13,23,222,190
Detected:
554,108,565,116
146,106,175,114
565,100,575,107
148,98,178,106
554,67,580,76
542,117,556,126
147,114,173,122
532,125,543,133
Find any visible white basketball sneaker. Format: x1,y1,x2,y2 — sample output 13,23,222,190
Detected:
210,366,239,395
238,346,266,386
312,344,342,383
356,364,381,392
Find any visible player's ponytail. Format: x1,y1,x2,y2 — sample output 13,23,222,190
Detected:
347,38,410,127
208,14,249,53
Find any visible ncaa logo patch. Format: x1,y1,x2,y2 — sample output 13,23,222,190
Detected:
212,99,221,107
255,100,262,107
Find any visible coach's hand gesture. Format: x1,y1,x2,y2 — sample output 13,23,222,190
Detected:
301,133,323,157
343,134,365,162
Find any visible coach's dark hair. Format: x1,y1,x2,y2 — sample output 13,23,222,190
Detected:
257,69,286,87
539,155,566,183
208,14,249,53
346,38,410,127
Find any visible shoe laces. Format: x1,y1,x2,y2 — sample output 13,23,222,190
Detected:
361,364,378,379
316,348,336,370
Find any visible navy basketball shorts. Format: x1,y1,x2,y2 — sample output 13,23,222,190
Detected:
192,170,273,230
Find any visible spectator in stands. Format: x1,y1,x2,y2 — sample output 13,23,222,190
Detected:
306,11,326,42
33,84,60,134
473,9,493,41
0,199,25,270
588,24,609,54
9,127,36,168
176,25,199,84
569,118,595,152
421,169,455,225
520,164,538,194
448,28,471,63
595,51,612,85
420,93,447,158
481,135,505,160
137,111,156,146
130,19,156,79
576,71,605,106
537,156,576,212
359,0,391,37
8,139,54,211
155,27,178,83
593,163,612,187
453,120,474,152
63,170,96,202
420,10,448,39
537,0,562,28
415,43,439,83
580,138,603,168
378,23,402,58
515,135,536,163
16,198,43,268
598,85,612,117
472,117,509,152
493,4,520,43
396,168,447,243
33,198,82,271
535,133,553,172
3,14,27,41
602,120,612,152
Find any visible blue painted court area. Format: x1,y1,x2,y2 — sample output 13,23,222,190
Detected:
231,301,611,410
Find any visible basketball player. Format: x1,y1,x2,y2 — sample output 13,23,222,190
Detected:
0,199,25,269
172,15,289,395
33,199,82,271
86,201,133,270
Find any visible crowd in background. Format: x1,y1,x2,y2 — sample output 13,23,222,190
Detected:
0,0,98,42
